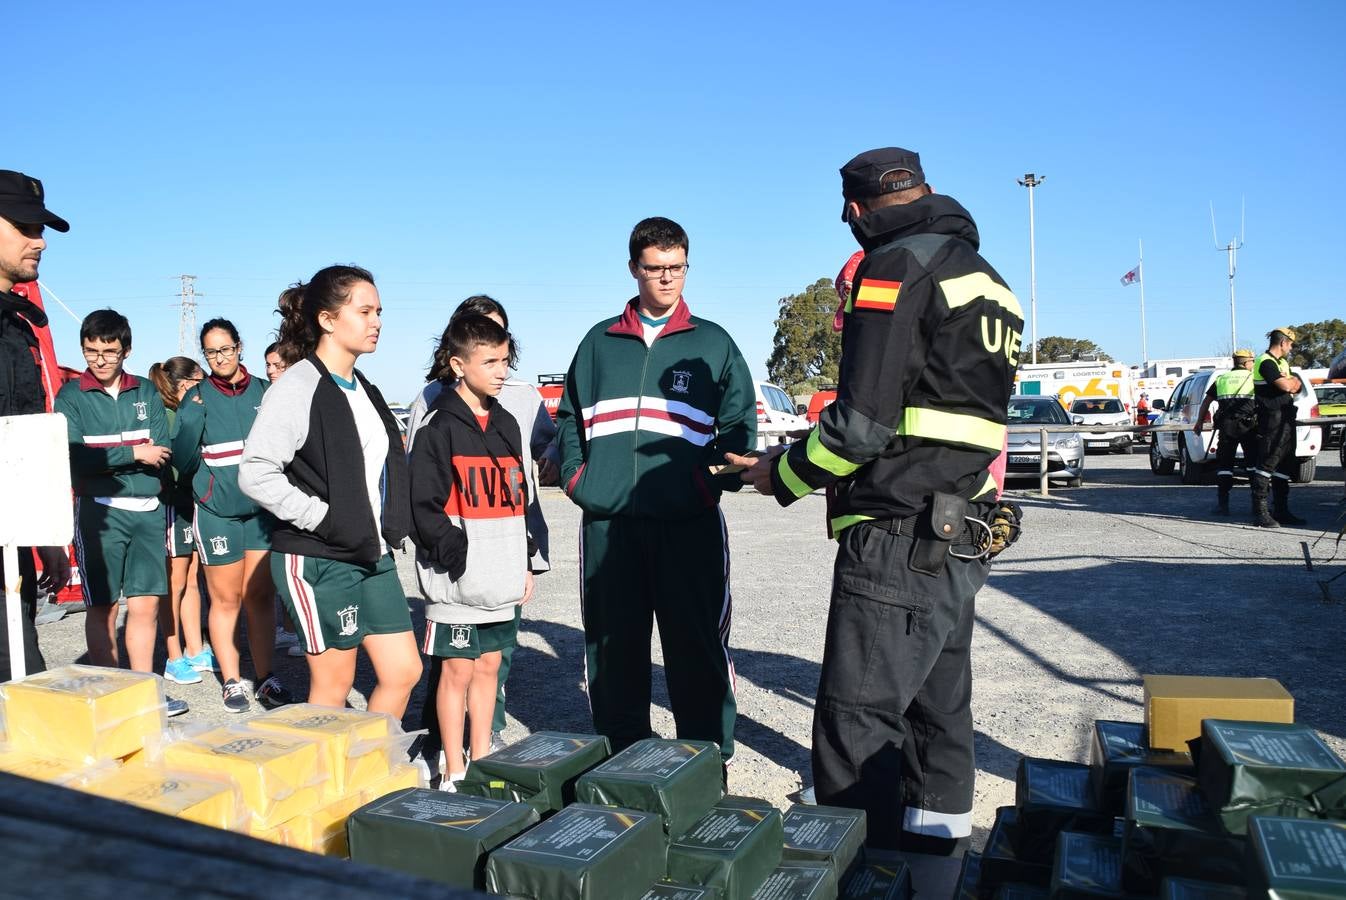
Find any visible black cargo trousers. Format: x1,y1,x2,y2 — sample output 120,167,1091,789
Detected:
812,519,989,851
1251,401,1297,508
1213,413,1258,498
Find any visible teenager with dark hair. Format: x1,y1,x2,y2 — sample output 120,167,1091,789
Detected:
55,309,187,715
173,317,292,712
147,356,212,686
240,266,420,717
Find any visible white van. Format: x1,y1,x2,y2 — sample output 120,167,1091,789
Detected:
1148,369,1322,484
755,381,810,450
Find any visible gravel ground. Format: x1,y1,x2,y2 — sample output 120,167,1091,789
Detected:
30,446,1346,850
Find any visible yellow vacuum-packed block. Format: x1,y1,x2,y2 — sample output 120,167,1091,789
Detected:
360,763,424,804
1,665,165,763
81,763,247,830
0,745,91,786
162,726,323,829
281,792,368,856
245,705,395,801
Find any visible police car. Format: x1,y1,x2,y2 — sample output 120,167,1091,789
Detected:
1148,369,1322,484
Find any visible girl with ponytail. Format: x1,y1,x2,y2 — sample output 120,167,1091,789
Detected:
239,266,420,716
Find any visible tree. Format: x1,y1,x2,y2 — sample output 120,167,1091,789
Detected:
766,277,841,393
1030,336,1111,363
1286,319,1346,369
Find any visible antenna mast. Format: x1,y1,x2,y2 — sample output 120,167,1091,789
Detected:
177,275,199,355
1211,202,1243,352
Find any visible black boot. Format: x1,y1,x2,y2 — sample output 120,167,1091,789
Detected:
1211,492,1230,516
1273,480,1306,526
1253,500,1280,528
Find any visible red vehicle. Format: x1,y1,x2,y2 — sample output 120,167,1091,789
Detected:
538,373,565,422
806,388,837,425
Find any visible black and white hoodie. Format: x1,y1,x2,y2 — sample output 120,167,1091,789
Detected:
409,384,532,625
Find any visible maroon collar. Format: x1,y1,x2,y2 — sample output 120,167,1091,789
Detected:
78,370,140,392
207,364,253,396
606,296,697,340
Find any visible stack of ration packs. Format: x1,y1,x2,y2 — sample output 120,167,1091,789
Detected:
348,731,909,900
954,675,1346,899
0,664,423,856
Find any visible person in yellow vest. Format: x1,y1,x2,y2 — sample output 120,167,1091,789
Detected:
1251,328,1304,528
1195,349,1257,516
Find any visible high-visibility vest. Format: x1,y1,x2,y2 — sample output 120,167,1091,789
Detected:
1214,368,1254,399
1253,353,1289,385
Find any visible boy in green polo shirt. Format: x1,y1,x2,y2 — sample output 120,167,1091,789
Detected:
54,309,184,715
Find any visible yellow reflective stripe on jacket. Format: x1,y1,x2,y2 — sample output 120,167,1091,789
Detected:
898,407,1005,452
938,271,1023,317
829,513,875,536
776,452,812,499
806,429,861,477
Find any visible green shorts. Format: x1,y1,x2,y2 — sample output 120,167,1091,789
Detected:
74,499,169,606
165,505,195,558
423,606,519,659
272,552,411,653
195,505,272,566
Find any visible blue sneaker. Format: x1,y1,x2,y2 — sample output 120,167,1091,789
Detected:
186,646,218,673
164,656,202,685
165,695,190,717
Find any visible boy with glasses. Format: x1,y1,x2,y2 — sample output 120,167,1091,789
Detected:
54,309,186,714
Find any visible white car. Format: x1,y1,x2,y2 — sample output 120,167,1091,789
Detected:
1148,369,1322,484
1068,397,1133,453
755,381,809,450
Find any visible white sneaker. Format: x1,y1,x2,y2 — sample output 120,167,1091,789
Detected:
439,772,465,793
799,785,816,805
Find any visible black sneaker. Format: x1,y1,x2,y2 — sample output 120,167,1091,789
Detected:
165,695,189,718
254,674,295,710
222,678,250,713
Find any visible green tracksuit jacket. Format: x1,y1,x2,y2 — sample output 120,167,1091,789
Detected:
172,367,267,518
54,370,169,499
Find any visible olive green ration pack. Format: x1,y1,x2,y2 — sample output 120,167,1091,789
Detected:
1014,758,1113,864
345,787,539,888
667,796,783,900
780,803,865,883
838,848,910,900
751,860,838,900
1247,816,1346,900
980,805,1051,893
1051,831,1134,900
484,802,667,900
457,731,610,815
575,738,723,838
1120,767,1245,894
1160,878,1246,900
1089,720,1193,814
1196,719,1346,834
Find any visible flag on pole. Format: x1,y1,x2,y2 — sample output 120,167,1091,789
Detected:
1120,265,1140,286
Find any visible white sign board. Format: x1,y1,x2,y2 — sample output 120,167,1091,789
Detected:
0,413,73,547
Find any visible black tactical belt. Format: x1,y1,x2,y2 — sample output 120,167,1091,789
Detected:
866,514,984,546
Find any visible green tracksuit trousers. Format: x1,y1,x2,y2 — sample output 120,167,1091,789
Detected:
580,506,737,760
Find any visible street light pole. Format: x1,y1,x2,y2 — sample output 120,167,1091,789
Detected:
1018,174,1045,364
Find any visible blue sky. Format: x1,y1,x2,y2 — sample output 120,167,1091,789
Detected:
20,1,1346,400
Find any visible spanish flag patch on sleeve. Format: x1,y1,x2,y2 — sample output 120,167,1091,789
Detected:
853,278,901,312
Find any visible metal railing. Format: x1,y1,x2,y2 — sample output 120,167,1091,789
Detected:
1008,415,1346,496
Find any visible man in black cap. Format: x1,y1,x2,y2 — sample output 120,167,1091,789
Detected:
730,148,1022,853
0,169,72,680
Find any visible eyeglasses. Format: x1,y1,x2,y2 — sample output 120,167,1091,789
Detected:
637,263,690,279
202,345,239,360
82,348,124,363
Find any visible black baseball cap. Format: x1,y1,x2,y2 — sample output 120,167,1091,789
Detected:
839,147,924,220
0,170,70,232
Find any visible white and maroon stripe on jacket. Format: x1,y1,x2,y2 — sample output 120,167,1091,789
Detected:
201,439,245,467
581,396,715,446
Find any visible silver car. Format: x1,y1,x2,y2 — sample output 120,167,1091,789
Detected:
1069,397,1133,453
1006,395,1085,487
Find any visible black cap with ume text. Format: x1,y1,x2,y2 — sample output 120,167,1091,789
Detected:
839,147,924,220
0,170,70,232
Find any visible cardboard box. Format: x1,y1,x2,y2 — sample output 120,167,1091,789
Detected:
1142,675,1292,751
